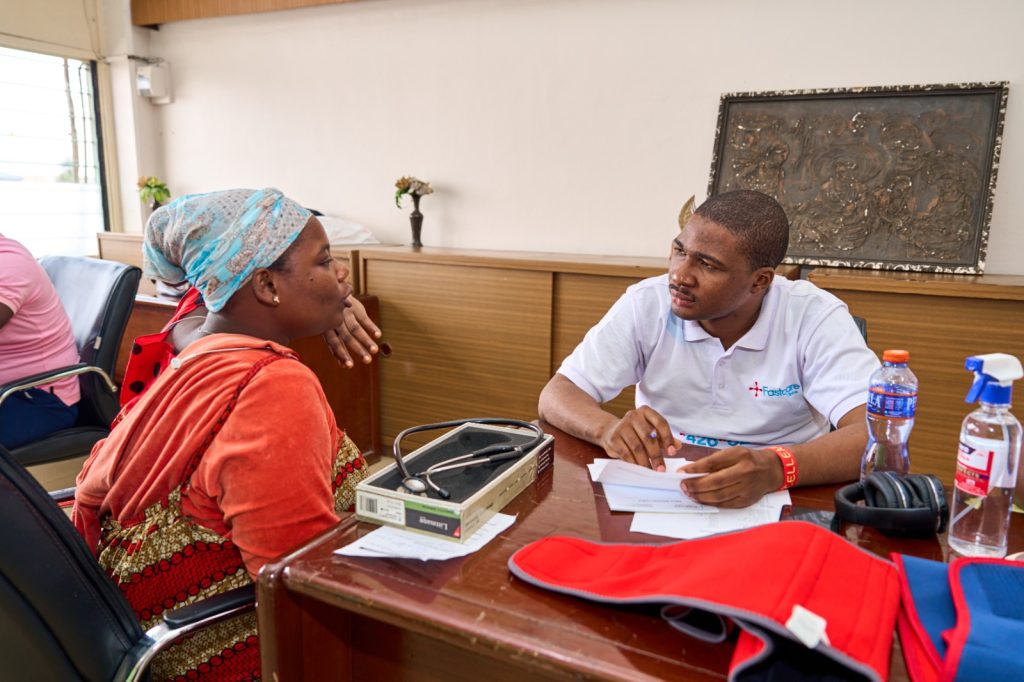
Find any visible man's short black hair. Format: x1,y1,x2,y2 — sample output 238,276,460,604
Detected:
693,190,789,270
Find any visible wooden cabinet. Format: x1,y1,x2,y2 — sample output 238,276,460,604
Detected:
808,267,1024,483
96,232,360,295
358,247,669,449
97,233,159,296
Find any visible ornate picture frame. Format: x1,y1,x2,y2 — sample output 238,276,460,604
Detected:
707,83,1008,273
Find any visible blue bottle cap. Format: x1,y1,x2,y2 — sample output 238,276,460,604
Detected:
981,382,1012,405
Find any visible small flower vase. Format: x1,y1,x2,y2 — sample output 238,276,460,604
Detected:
149,199,162,212
409,194,423,248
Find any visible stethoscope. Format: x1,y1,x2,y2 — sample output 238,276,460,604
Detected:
392,418,546,500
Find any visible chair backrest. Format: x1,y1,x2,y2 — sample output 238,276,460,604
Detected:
39,256,141,372
39,256,141,426
852,315,868,342
0,445,144,680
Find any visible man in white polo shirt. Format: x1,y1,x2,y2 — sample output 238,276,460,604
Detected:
538,190,879,508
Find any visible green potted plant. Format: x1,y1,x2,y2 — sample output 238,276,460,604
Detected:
138,176,171,210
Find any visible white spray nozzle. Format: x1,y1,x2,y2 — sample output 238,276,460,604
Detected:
966,353,1023,386
965,353,1023,404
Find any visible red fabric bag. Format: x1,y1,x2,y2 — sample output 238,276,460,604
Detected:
508,521,900,681
120,287,203,408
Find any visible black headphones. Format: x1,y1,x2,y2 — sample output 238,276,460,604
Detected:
831,471,948,537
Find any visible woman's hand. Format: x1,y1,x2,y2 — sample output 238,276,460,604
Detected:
323,296,383,368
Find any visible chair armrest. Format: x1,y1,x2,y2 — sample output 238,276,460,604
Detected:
0,363,118,409
48,487,76,504
163,584,257,629
128,584,257,681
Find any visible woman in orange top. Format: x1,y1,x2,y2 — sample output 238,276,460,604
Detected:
73,188,369,681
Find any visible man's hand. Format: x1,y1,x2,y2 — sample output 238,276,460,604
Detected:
323,296,382,368
599,406,681,471
678,446,783,508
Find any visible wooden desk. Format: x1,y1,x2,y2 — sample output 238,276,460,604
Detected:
258,424,1022,681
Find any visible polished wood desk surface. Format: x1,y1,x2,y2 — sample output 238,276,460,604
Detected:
258,424,1024,681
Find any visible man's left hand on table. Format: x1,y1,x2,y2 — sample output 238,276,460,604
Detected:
678,446,783,508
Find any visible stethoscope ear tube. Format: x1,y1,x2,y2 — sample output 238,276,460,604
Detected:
392,418,545,498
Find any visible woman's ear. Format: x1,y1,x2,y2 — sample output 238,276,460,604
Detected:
249,268,280,306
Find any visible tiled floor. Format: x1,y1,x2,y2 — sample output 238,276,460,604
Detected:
369,455,394,475
27,455,87,492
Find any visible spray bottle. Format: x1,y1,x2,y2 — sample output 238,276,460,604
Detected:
948,353,1023,557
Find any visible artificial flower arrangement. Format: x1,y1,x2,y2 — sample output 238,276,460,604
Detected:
394,176,433,208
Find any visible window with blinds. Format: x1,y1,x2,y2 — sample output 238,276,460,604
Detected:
0,46,106,256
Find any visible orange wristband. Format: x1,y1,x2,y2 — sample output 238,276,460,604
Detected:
766,446,798,490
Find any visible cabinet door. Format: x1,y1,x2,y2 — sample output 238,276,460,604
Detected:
365,259,552,449
552,272,639,417
814,287,1024,483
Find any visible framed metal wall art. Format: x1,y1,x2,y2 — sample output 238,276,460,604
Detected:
708,83,1008,273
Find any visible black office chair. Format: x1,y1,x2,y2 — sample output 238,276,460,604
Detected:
0,256,141,467
0,444,255,681
852,315,868,342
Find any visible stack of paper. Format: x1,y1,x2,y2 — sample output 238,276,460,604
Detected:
588,458,791,540
336,512,516,561
589,458,715,513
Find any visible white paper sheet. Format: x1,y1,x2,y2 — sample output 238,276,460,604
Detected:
590,458,707,491
602,483,717,513
629,491,792,540
335,512,516,561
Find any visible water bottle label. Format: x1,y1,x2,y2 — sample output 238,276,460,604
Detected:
954,435,1011,497
866,388,917,418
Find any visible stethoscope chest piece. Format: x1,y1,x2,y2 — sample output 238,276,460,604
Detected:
401,476,428,494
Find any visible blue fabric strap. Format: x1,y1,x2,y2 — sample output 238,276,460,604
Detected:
950,560,1024,682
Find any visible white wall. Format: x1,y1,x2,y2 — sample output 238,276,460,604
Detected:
140,0,1023,272
96,0,165,234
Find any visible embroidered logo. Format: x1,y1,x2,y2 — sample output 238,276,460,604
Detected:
748,381,801,398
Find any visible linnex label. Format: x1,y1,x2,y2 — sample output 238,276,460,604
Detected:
955,435,1012,497
404,501,461,538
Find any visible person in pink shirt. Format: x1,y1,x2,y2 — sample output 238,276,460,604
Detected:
0,234,81,448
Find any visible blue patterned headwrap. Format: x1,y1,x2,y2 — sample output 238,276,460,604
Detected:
143,188,311,312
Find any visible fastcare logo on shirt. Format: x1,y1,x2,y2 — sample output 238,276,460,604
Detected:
748,381,801,398
680,433,751,448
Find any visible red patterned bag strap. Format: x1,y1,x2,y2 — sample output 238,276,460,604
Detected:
180,353,288,485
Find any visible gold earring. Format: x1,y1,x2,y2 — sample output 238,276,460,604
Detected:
273,295,280,304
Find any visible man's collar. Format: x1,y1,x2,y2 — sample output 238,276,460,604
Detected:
733,279,778,350
676,277,778,349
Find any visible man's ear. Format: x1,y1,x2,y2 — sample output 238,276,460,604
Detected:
249,268,279,306
751,266,775,293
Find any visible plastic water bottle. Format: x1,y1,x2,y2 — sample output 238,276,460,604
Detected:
860,349,918,480
948,353,1023,558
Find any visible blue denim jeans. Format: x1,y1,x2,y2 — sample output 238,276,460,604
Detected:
0,387,79,449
